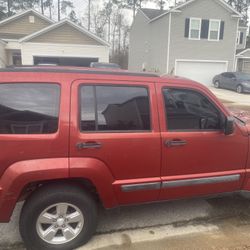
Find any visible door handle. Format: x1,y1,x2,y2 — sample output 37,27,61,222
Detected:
76,142,102,150
165,139,187,147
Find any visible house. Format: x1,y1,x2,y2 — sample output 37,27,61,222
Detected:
236,25,250,73
0,9,110,67
128,0,248,86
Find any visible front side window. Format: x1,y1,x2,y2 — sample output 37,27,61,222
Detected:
80,85,150,132
209,20,220,40
189,18,201,39
163,88,224,131
0,83,60,134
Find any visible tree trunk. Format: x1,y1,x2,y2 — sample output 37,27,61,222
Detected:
7,0,11,16
88,0,91,30
41,0,44,14
133,0,136,20
49,1,52,19
58,0,60,21
108,16,111,43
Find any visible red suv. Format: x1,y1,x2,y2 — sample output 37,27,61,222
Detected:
0,67,249,250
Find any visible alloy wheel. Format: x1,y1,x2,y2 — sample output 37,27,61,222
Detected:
36,203,84,245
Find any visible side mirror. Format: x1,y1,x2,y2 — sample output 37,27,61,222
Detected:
224,117,235,135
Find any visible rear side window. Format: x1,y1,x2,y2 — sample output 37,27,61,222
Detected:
163,88,224,131
0,83,60,134
80,85,150,132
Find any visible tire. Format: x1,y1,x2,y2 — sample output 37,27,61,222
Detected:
214,81,220,88
19,183,98,250
236,85,243,94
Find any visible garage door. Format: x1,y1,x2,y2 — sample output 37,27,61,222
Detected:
34,56,98,67
176,60,228,86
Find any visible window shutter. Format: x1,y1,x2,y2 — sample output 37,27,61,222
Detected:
200,19,209,39
219,21,225,40
240,32,244,44
184,18,190,38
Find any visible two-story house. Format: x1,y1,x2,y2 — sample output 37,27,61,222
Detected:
128,0,248,86
0,9,110,68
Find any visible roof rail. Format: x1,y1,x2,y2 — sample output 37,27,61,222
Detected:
1,66,159,78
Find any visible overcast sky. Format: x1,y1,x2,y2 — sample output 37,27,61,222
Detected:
62,0,176,25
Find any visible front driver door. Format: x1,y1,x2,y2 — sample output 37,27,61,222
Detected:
156,84,248,200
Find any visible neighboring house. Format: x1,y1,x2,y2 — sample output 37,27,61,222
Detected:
129,0,248,86
236,26,250,73
0,9,110,67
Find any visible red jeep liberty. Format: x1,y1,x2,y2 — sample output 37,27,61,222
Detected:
0,67,249,250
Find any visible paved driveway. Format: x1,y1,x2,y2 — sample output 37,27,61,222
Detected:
2,196,250,250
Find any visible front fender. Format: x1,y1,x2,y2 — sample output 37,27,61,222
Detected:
0,158,68,222
70,158,117,208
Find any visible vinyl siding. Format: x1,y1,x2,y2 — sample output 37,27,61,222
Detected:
128,12,150,71
169,0,238,73
148,14,169,73
0,14,51,38
21,43,109,65
28,23,101,45
129,11,169,73
0,42,6,67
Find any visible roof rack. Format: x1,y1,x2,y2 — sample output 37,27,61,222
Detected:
0,66,159,78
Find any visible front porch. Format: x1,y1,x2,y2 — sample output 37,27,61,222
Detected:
236,49,250,74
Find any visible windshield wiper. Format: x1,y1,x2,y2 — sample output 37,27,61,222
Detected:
233,115,245,125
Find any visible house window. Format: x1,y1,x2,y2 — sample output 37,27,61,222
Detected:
189,18,201,39
237,31,244,45
29,15,35,23
209,20,220,41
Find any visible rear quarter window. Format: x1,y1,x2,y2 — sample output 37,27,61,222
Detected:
0,83,60,134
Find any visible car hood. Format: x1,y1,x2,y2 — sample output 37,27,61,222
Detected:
246,121,250,135
230,109,250,135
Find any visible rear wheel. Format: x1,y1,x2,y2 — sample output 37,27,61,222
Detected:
214,81,220,88
19,183,98,250
236,85,243,94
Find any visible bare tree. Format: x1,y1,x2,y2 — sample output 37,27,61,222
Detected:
227,0,249,23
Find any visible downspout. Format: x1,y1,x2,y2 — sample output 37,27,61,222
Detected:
233,18,240,71
166,12,172,74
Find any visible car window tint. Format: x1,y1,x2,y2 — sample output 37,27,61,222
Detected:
222,73,229,78
163,88,223,131
80,85,150,131
0,83,60,134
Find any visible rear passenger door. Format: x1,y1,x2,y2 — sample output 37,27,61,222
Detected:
69,80,161,205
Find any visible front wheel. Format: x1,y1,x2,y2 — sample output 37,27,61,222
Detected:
214,80,220,88
236,85,243,94
19,183,98,250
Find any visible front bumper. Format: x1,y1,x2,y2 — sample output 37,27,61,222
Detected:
243,86,250,93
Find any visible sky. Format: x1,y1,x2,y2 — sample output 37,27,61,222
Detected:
62,0,176,25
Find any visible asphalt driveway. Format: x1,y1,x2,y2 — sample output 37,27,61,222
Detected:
2,195,250,250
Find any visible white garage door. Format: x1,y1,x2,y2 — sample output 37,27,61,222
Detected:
176,60,228,86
